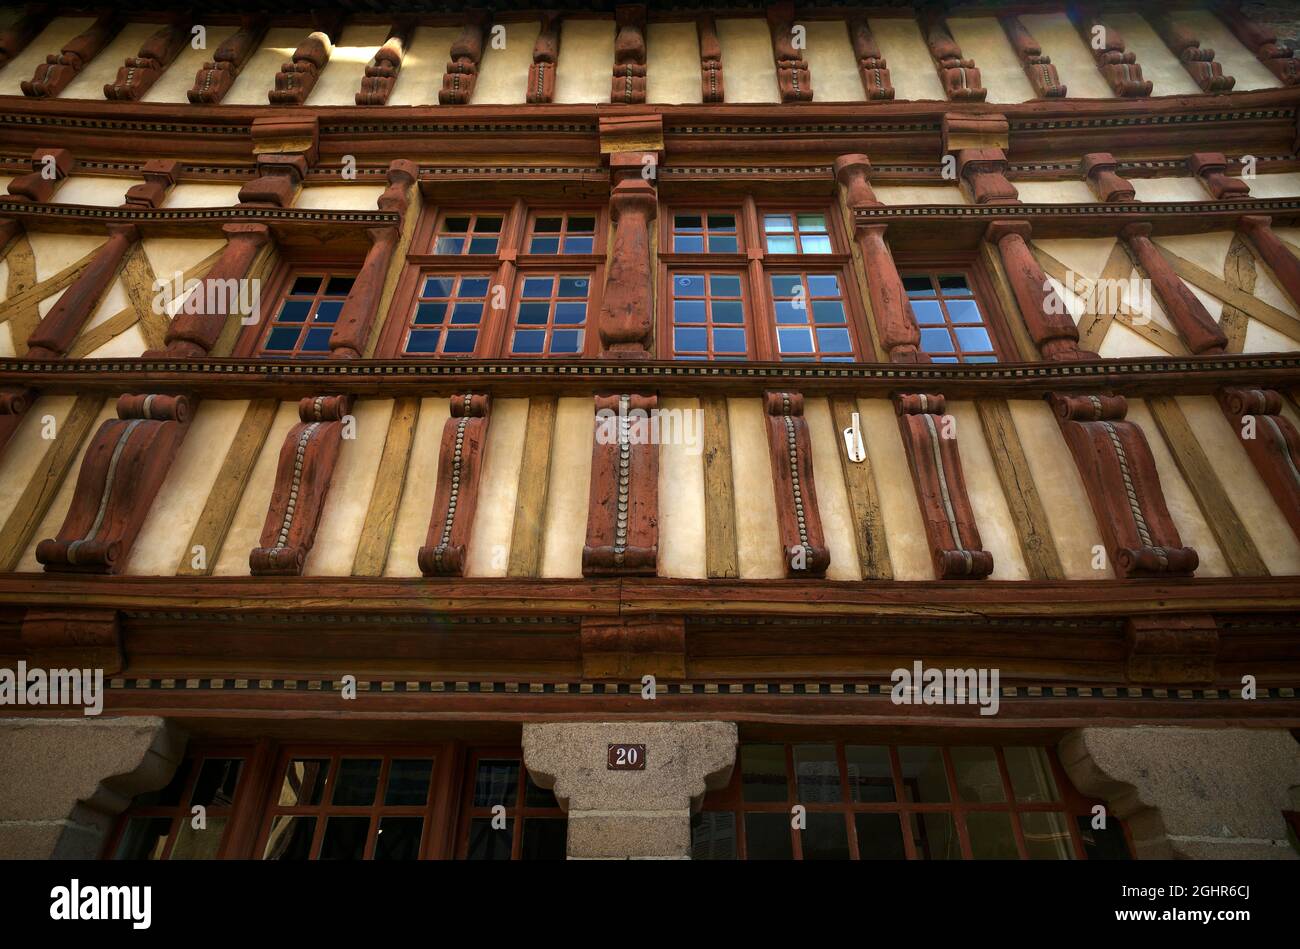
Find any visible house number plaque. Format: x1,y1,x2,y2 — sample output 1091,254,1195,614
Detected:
607,743,646,770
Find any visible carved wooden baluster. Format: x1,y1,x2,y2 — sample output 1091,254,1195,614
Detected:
439,13,488,104
418,394,492,577
250,395,354,576
188,15,267,103
0,4,54,69
1189,152,1250,199
1238,215,1300,313
1217,387,1300,540
894,393,993,580
598,154,657,358
1000,14,1066,98
1080,152,1136,202
1213,1,1299,85
157,224,270,357
847,15,893,100
21,10,120,97
583,393,659,576
767,3,813,102
923,10,985,101
268,16,342,105
1049,393,1198,578
1068,6,1152,96
1148,11,1235,92
103,16,189,100
527,12,561,104
1121,223,1228,354
36,395,192,575
697,15,724,103
611,5,647,105
762,392,830,578
957,148,1019,206
355,19,416,105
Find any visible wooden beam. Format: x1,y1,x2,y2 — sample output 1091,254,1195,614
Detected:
1219,233,1255,354
507,395,558,578
1145,394,1268,577
1076,241,1131,353
2,232,39,355
364,187,422,357
829,396,891,579
352,396,420,577
979,239,1039,361
701,395,739,579
1159,242,1300,344
119,239,166,351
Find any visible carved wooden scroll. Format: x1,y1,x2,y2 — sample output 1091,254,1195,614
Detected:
439,13,488,104
250,395,354,576
1068,7,1152,97
1217,387,1300,540
923,11,985,101
526,12,561,104
188,15,267,103
6,147,73,203
1000,15,1065,98
1121,224,1228,355
159,224,270,357
1189,152,1250,200
1050,393,1197,578
0,5,53,69
268,26,336,105
767,4,813,102
0,387,38,457
894,393,993,580
583,393,659,576
103,17,189,100
763,392,830,577
599,153,657,358
698,16,723,103
1148,11,1235,92
25,224,137,360
847,16,893,100
418,394,491,577
1080,152,1135,202
611,5,647,105
1214,1,1299,85
1238,215,1300,312
956,149,1018,206
36,395,192,575
356,19,416,105
21,11,119,98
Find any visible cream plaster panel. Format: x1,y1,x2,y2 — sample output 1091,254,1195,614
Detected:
945,401,1029,580
872,185,968,206
472,20,541,105
142,25,240,103
27,232,106,282
1019,12,1113,100
540,397,593,579
0,323,13,357
646,21,701,104
81,277,128,332
388,26,460,106
1245,172,1300,199
717,18,779,104
303,399,394,576
224,27,305,105
657,397,706,579
804,20,864,103
727,397,784,579
1176,395,1300,574
37,287,63,319
212,400,300,575
141,237,226,282
85,322,145,358
555,18,614,104
1174,9,1281,92
1243,320,1300,353
18,398,115,571
1128,176,1210,202
1106,12,1199,97
126,399,249,575
1154,232,1231,277
1006,399,1105,579
161,184,243,209
0,395,76,529
305,23,392,106
1127,399,1229,577
856,397,932,580
52,176,141,207
385,397,448,577
59,22,159,99
1033,237,1117,282
948,16,1035,104
294,185,386,210
0,17,95,96
1098,320,1167,359
868,17,946,102
1012,180,1097,204
0,175,10,194
804,397,862,581
464,397,528,577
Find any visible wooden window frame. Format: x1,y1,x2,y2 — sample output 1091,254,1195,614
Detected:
232,257,361,359
453,745,567,860
400,270,497,357
893,253,1020,364
661,268,753,360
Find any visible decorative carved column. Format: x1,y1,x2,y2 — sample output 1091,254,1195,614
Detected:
957,148,1019,206
250,395,354,576
894,393,994,580
268,18,341,105
611,5,647,105
157,224,271,357
0,5,53,69
1080,152,1136,202
583,393,659,576
355,19,416,105
24,224,137,360
1148,11,1235,92
1217,387,1300,540
923,10,985,101
1238,215,1300,312
848,16,893,100
188,15,267,103
1068,7,1152,97
419,394,491,577
1189,152,1250,199
103,15,189,100
767,3,812,102
439,13,489,104
1000,15,1065,98
697,16,723,103
762,392,830,577
985,220,1097,361
1049,393,1198,578
526,12,561,104
1121,224,1227,354
1214,1,1299,85
598,153,657,359
21,11,119,97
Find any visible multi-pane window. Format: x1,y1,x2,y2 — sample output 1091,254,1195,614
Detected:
904,272,999,363
260,273,355,356
459,751,567,860
403,274,492,356
763,212,833,254
769,273,854,361
111,754,245,859
509,273,591,356
527,213,597,254
432,212,504,255
669,272,748,359
671,213,739,253
692,742,1129,860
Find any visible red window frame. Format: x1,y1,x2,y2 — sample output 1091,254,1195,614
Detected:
454,746,568,860
232,258,361,358
663,269,752,360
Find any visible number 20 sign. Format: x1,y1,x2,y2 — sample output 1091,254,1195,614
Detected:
607,743,646,770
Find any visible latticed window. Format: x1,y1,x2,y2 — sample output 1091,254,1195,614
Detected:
402,273,493,356
904,272,1000,363
259,273,356,356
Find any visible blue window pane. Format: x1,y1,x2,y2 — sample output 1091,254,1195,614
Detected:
674,235,705,253
276,300,311,323
512,330,546,354
550,330,582,354
422,276,455,298
674,215,703,231
558,277,589,297
903,276,935,297
554,302,587,325
764,214,793,233
674,274,705,296
563,236,594,254
290,276,321,295
801,234,833,254
964,355,998,363
713,328,747,353
920,328,956,353
816,327,852,353
674,300,707,323
931,356,959,363
775,301,808,325
912,300,944,325
529,237,560,254
947,299,984,324
522,277,553,298
405,329,441,353
325,276,355,296
414,302,447,325
955,326,993,351
443,330,478,354
710,274,742,297
711,300,744,324
434,237,464,255
467,237,499,254
459,278,491,297
451,302,484,324
264,327,300,351
798,213,826,230
675,327,708,353
778,327,813,354
709,236,738,253
767,235,797,254
769,275,801,297
302,327,333,352
313,300,343,323
807,274,840,296
812,300,845,324
516,302,550,325
939,274,970,295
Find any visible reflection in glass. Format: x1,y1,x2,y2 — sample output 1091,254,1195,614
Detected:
279,758,329,806
898,747,950,803
520,818,567,860
909,812,958,860
319,816,370,860
467,817,514,860
966,811,1018,859
691,811,737,860
114,817,172,859
384,759,433,806
1021,811,1075,859
854,813,906,859
263,815,316,860
190,758,242,807
802,813,850,859
169,818,227,860
332,759,381,806
1004,747,1060,802
741,744,788,802
744,812,793,859
846,746,895,802
474,759,520,807
950,747,1006,803
375,817,424,860
793,744,842,803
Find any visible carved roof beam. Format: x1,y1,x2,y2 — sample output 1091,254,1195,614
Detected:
267,13,344,106
439,11,489,105
527,12,562,104
20,10,120,98
697,15,723,103
1068,6,1152,97
0,4,54,69
767,3,813,103
356,18,417,106
1213,1,1299,85
923,9,985,101
1147,10,1235,93
611,5,647,105
847,15,892,100
103,15,189,101
1000,14,1066,98
188,15,267,104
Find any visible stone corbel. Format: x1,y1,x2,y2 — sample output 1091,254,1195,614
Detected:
1049,392,1198,578
20,608,123,675
103,16,189,101
1000,15,1065,98
583,393,659,576
767,3,813,102
1189,152,1250,199
611,5,647,105
155,223,271,357
123,158,179,209
267,18,340,106
36,395,192,575
1238,215,1300,312
923,10,985,101
957,148,1019,206
1124,614,1218,685
188,15,267,104
439,12,489,104
1148,11,1235,93
6,146,74,203
580,616,686,679
894,392,993,580
418,394,491,577
355,19,416,105
763,392,831,577
1080,152,1135,203
527,12,562,104
847,16,893,100
598,152,658,359
0,5,53,68
250,395,354,576
25,223,138,359
697,15,723,103
1217,386,1300,540
1068,7,1152,97
1120,223,1227,354
1214,1,1299,85
21,11,119,98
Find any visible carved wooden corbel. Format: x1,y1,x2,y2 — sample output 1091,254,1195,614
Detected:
1238,215,1300,312
583,393,659,576
847,16,893,100
1188,152,1250,200
21,11,119,98
923,11,985,101
526,12,561,104
418,394,492,577
25,223,138,359
36,395,192,575
697,15,723,103
188,15,267,104
1120,223,1227,354
611,5,647,105
6,147,73,203
268,22,338,106
156,223,271,357
763,392,830,577
103,16,189,101
1214,1,1299,85
1068,7,1152,97
767,3,813,102
439,13,489,104
250,395,354,576
1148,11,1235,93
894,393,993,580
21,608,123,675
1124,614,1217,685
355,19,416,105
0,5,54,69
1000,15,1065,98
123,158,179,209
1080,152,1135,202
599,153,657,358
1049,392,1198,578
956,148,1018,206
1217,386,1300,540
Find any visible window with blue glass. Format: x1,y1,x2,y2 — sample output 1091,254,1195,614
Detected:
260,273,356,357
669,272,748,359
526,213,597,254
509,274,591,356
671,213,739,253
903,273,999,363
768,272,855,361
403,274,491,356
432,213,503,255
763,213,833,255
